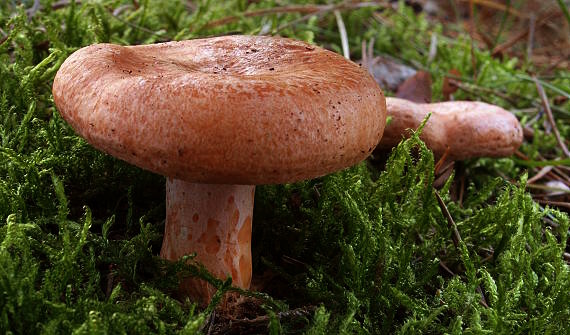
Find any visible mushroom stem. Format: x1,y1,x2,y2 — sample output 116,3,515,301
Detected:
160,179,254,303
379,97,523,160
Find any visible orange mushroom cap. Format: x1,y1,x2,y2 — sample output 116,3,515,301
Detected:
53,35,386,184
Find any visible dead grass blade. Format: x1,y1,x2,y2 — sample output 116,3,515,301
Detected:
533,77,570,158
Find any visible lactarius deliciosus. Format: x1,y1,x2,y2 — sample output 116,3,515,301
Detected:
52,35,386,304
379,97,523,160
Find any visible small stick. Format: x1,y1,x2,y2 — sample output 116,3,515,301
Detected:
492,12,561,56
526,184,570,195
527,166,554,184
517,151,570,184
526,14,536,62
204,2,387,31
436,191,490,308
52,0,81,10
435,191,462,248
458,174,465,207
26,0,41,18
459,0,529,19
361,40,368,65
334,10,350,60
448,79,519,106
204,4,328,29
439,261,455,276
535,200,570,210
468,0,477,79
476,286,490,308
427,33,438,63
272,8,333,34
533,77,570,158
367,37,375,60
555,0,570,27
434,147,451,175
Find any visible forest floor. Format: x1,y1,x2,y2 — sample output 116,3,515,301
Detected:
1,1,569,334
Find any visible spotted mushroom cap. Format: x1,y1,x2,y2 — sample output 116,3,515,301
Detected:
52,35,386,184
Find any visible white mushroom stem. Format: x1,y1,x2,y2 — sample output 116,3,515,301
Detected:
379,97,523,160
160,179,254,304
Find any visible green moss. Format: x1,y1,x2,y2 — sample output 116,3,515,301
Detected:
1,1,568,334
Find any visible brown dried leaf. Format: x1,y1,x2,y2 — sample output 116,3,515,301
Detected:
442,69,461,101
361,55,417,92
396,70,432,103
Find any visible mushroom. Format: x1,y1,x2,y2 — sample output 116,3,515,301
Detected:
379,97,523,160
52,35,386,304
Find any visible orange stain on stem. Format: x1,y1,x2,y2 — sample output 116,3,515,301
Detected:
224,248,233,272
231,209,240,227
239,255,252,287
198,219,221,254
238,216,252,245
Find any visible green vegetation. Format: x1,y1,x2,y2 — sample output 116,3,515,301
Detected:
1,0,568,334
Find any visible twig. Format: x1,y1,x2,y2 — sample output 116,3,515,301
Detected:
459,0,529,19
434,161,455,189
476,286,490,308
52,0,81,10
516,151,570,184
533,77,570,158
334,10,349,59
526,14,535,62
435,191,461,248
449,79,519,106
360,38,375,66
25,0,82,14
361,39,368,64
527,184,570,195
204,4,328,29
368,37,375,61
272,7,335,34
555,0,570,27
527,166,554,184
436,191,489,308
427,33,437,63
108,10,167,39
439,261,455,276
468,0,478,79
214,306,316,334
112,4,133,17
458,174,465,207
204,2,387,31
535,200,570,210
492,11,561,56
26,0,41,18
206,310,216,335
449,78,570,118
434,147,451,175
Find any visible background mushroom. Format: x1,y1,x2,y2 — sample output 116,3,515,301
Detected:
378,97,523,160
52,35,386,304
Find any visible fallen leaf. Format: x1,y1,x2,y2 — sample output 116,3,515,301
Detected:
442,68,461,101
396,70,432,103
361,54,417,92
